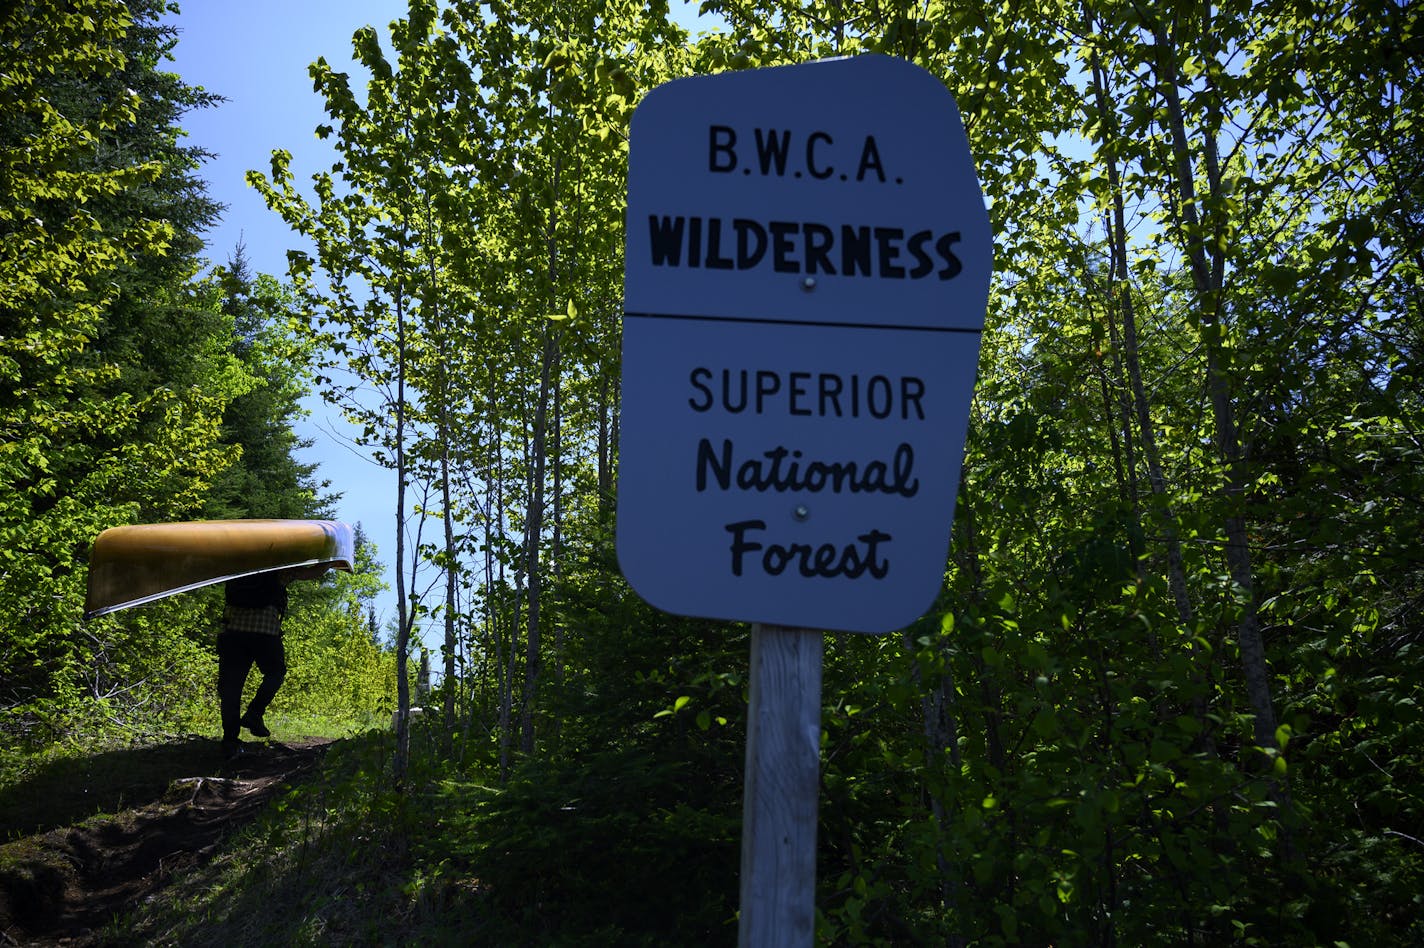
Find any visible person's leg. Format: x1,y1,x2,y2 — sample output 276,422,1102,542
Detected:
242,635,286,735
217,632,252,750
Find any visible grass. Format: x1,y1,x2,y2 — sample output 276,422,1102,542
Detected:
8,715,740,945
0,708,386,842
106,729,490,946
256,708,391,742
115,717,747,945
0,736,225,841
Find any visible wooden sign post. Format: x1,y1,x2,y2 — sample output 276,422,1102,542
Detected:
617,55,991,945
739,624,823,945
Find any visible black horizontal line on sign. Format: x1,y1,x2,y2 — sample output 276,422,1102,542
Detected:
624,311,983,335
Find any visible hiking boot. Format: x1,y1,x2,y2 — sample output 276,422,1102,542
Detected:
240,713,270,738
222,738,245,760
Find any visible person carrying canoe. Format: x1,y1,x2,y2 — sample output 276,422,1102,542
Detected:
219,563,331,759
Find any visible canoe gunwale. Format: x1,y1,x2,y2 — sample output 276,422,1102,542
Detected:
82,557,352,620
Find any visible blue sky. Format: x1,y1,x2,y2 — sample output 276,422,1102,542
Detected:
161,1,423,643
159,2,714,650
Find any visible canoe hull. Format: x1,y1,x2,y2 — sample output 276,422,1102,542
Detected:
84,519,354,619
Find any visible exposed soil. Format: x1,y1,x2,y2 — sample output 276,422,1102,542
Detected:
0,737,333,946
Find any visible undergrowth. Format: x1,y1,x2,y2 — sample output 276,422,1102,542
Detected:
109,716,744,946
0,706,393,855
108,728,467,945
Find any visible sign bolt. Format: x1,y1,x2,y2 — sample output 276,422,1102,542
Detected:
801,276,816,292
792,504,810,522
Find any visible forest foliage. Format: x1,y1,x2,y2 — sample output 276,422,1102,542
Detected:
0,0,396,754
4,0,1423,943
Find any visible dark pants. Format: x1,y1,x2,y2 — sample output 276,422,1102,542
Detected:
217,631,286,741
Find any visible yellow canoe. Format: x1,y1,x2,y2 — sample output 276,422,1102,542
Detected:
84,519,354,619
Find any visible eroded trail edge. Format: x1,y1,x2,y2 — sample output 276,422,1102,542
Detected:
0,738,334,946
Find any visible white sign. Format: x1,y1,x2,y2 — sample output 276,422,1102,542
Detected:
617,55,991,634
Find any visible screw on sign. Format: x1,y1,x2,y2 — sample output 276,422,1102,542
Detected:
617,55,991,946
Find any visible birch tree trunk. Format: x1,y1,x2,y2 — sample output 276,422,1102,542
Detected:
491,362,515,781
1151,19,1281,758
520,325,558,756
1086,33,1195,637
392,282,413,785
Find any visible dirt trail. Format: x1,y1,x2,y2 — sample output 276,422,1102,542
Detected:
0,738,333,946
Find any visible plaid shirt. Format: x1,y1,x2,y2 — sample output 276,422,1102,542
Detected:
224,605,283,636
